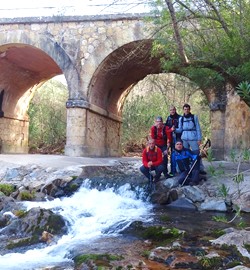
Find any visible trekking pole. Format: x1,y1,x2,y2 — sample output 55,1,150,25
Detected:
181,158,198,187
148,168,155,192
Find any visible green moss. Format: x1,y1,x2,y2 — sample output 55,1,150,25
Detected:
0,183,15,196
68,183,79,192
141,226,183,243
6,235,39,249
13,209,27,218
198,256,221,269
159,214,171,222
20,190,35,201
210,229,226,238
74,253,123,267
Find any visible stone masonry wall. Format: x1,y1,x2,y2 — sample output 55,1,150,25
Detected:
0,118,28,153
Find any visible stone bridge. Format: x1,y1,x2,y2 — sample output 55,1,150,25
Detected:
0,14,249,159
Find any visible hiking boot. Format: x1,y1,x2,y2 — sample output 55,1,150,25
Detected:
164,174,170,179
200,170,207,175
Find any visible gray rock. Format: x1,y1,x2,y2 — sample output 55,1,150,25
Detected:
200,199,227,212
182,186,205,203
166,197,196,210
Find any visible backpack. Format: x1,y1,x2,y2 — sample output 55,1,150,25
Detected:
166,114,181,128
181,114,196,129
153,125,168,141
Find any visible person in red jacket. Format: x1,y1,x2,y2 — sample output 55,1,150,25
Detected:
150,116,172,178
140,138,165,182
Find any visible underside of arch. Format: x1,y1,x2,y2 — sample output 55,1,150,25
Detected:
0,43,62,119
88,40,162,116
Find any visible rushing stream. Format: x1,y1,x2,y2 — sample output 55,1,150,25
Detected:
0,182,153,270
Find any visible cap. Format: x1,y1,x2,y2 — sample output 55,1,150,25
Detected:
175,139,183,144
156,116,163,122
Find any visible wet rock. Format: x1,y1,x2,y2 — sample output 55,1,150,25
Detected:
182,186,205,203
200,199,227,212
1,207,67,248
167,197,197,210
210,228,250,259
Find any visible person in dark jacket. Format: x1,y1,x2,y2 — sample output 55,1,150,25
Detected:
165,105,182,143
171,139,201,186
140,138,165,182
165,105,182,175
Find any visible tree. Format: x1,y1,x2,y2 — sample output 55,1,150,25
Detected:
150,0,250,106
28,79,68,153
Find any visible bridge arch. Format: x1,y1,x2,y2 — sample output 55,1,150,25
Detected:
0,16,248,159
0,31,82,153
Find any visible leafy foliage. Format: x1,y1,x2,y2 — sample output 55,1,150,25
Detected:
150,0,250,106
236,81,250,106
28,79,68,153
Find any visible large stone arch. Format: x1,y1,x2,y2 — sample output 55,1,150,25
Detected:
73,39,162,157
0,30,81,153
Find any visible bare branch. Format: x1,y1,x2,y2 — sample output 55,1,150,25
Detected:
165,0,189,64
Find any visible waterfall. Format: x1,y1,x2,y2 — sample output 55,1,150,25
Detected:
0,182,152,270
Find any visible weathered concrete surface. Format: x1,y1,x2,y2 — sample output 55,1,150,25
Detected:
0,154,140,170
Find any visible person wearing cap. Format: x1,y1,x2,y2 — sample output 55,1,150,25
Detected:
140,138,165,182
171,139,201,186
150,116,172,178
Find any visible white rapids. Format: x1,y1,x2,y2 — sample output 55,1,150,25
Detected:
0,182,152,270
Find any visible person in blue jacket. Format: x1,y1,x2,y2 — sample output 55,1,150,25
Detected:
175,103,206,174
171,139,201,186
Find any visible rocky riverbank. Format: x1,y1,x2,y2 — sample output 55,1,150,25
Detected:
0,157,250,269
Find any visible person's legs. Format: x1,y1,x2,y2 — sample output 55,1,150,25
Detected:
154,164,165,181
182,140,190,149
190,168,200,184
177,170,191,185
140,165,151,180
158,145,169,177
170,143,175,175
188,141,206,173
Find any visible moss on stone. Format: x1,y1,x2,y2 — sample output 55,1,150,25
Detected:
74,253,123,267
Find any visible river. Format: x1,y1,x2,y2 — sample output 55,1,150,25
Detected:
0,180,250,270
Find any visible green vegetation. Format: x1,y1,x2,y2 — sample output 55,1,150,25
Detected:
74,253,123,268
20,190,35,201
149,0,250,106
28,79,67,154
0,183,15,196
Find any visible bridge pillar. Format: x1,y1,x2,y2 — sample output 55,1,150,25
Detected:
0,117,29,154
210,110,226,160
65,100,122,157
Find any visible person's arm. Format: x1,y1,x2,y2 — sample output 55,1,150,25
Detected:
194,115,202,143
165,126,172,146
171,152,177,174
175,116,183,134
150,126,155,139
142,149,149,167
152,148,163,167
186,149,198,162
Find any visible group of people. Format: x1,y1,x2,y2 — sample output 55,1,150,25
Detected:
140,103,206,186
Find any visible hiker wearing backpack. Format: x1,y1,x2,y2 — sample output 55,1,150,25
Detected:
176,103,206,174
150,116,172,178
140,138,165,183
165,105,182,143
165,105,182,175
171,139,201,186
